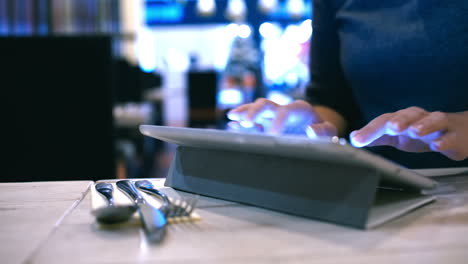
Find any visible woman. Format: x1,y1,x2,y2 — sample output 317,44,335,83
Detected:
228,0,468,168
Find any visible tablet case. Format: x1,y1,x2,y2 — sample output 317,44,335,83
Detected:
165,146,435,229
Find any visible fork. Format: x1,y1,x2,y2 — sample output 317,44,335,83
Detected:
135,180,198,219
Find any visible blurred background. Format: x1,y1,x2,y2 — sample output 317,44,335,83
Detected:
1,0,313,181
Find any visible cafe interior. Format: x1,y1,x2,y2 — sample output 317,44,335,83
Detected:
2,1,467,263
3,0,312,182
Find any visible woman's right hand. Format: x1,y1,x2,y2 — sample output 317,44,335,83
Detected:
226,98,338,137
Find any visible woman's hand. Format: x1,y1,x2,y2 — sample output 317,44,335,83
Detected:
350,107,468,161
227,98,338,136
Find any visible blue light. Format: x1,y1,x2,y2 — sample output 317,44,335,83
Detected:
258,109,276,119
140,66,155,73
259,22,281,39
267,90,293,105
240,120,254,128
227,111,241,121
238,24,252,39
197,0,216,16
136,28,157,73
306,126,317,139
145,3,183,23
258,0,279,13
218,88,244,106
225,23,240,37
152,208,167,227
165,48,190,71
287,0,306,18
226,0,247,21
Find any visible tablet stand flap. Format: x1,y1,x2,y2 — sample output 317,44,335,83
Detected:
366,189,436,229
165,146,433,229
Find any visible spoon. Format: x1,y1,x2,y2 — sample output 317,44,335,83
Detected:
135,180,171,207
93,182,136,224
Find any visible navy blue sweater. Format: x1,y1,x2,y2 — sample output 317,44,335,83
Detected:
307,0,468,168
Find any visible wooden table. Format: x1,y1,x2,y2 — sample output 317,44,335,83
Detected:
0,181,93,264
1,174,468,264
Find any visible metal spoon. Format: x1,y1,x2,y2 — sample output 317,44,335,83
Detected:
93,182,136,224
135,180,171,207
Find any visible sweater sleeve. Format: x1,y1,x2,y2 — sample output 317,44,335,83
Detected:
306,0,363,132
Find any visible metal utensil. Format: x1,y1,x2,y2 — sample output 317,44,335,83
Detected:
135,180,198,218
116,180,167,243
93,182,136,224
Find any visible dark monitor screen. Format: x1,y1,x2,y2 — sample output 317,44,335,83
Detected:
2,36,115,182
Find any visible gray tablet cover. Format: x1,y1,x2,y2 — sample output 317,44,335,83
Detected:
140,125,438,229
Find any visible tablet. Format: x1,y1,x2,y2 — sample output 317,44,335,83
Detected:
139,125,438,190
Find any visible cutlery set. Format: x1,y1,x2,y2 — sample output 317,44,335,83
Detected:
93,180,198,244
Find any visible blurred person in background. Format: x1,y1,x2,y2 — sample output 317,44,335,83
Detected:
228,0,468,168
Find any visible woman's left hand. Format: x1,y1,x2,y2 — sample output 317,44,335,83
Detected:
350,107,468,161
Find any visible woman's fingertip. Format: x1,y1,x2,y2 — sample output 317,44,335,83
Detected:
350,131,363,142
349,131,366,148
239,120,254,128
350,137,365,148
227,112,240,121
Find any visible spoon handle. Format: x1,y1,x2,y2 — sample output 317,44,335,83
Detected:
136,180,171,206
95,182,115,206
116,180,145,204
